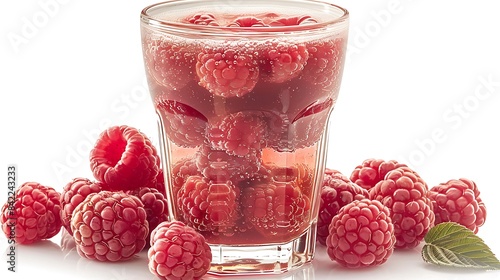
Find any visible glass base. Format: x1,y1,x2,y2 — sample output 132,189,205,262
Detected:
208,223,317,275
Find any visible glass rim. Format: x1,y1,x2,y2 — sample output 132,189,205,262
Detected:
140,0,349,36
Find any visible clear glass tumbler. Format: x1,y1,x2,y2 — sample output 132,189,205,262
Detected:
140,0,348,275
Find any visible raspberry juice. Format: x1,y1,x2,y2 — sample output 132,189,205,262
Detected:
141,0,349,274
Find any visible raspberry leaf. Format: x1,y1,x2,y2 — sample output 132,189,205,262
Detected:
422,222,500,270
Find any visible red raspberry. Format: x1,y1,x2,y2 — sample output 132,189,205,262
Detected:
207,111,267,157
326,199,396,268
60,178,104,235
369,167,434,249
71,191,149,262
156,100,208,148
148,221,212,280
350,159,407,191
241,180,310,239
269,15,318,26
428,178,486,233
186,13,219,26
143,39,196,90
176,176,239,235
196,46,259,98
1,182,62,244
128,187,169,243
171,157,200,198
259,41,309,83
227,16,268,27
317,169,368,246
302,37,346,89
90,125,161,192
196,145,261,182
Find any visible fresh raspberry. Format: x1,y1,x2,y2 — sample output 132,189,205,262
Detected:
1,182,62,244
148,221,212,280
269,15,318,26
171,157,200,198
317,169,368,246
186,13,219,26
326,199,396,268
128,187,169,243
350,159,407,191
60,177,104,235
302,37,346,89
156,100,208,148
71,191,149,262
259,41,309,83
241,180,310,239
369,167,434,249
90,125,161,192
196,46,259,98
428,178,486,233
176,176,239,235
196,145,261,182
207,111,267,157
265,99,333,151
227,17,268,27
144,39,196,90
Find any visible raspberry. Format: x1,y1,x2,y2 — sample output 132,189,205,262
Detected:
196,145,261,182
156,100,208,148
176,176,239,235
171,157,200,198
60,178,104,235
428,178,486,233
259,41,309,83
90,125,161,192
1,182,62,244
71,191,149,262
186,13,219,26
154,169,166,196
269,15,318,26
196,46,259,98
228,17,268,27
302,38,346,89
144,39,196,90
241,180,310,238
326,199,396,268
265,99,333,151
369,167,434,249
148,221,212,280
128,187,169,243
317,169,368,246
207,111,267,157
350,159,407,191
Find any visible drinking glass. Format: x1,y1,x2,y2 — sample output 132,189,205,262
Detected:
140,0,349,275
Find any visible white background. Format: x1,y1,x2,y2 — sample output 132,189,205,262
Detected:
1,0,500,279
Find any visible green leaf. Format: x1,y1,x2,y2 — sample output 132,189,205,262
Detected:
422,222,500,270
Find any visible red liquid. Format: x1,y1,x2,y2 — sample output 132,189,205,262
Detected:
142,12,347,245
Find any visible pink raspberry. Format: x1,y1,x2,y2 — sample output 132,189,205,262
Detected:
60,177,104,235
1,182,62,244
227,17,268,27
241,180,310,240
350,159,407,191
196,47,259,98
259,41,309,83
269,15,318,26
89,125,161,192
143,39,196,90
186,13,219,26
326,199,396,268
317,169,368,246
369,167,434,249
156,100,208,148
128,187,169,243
207,111,267,157
148,221,212,280
176,176,239,235
170,157,201,198
71,191,149,262
196,145,261,182
428,178,486,233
